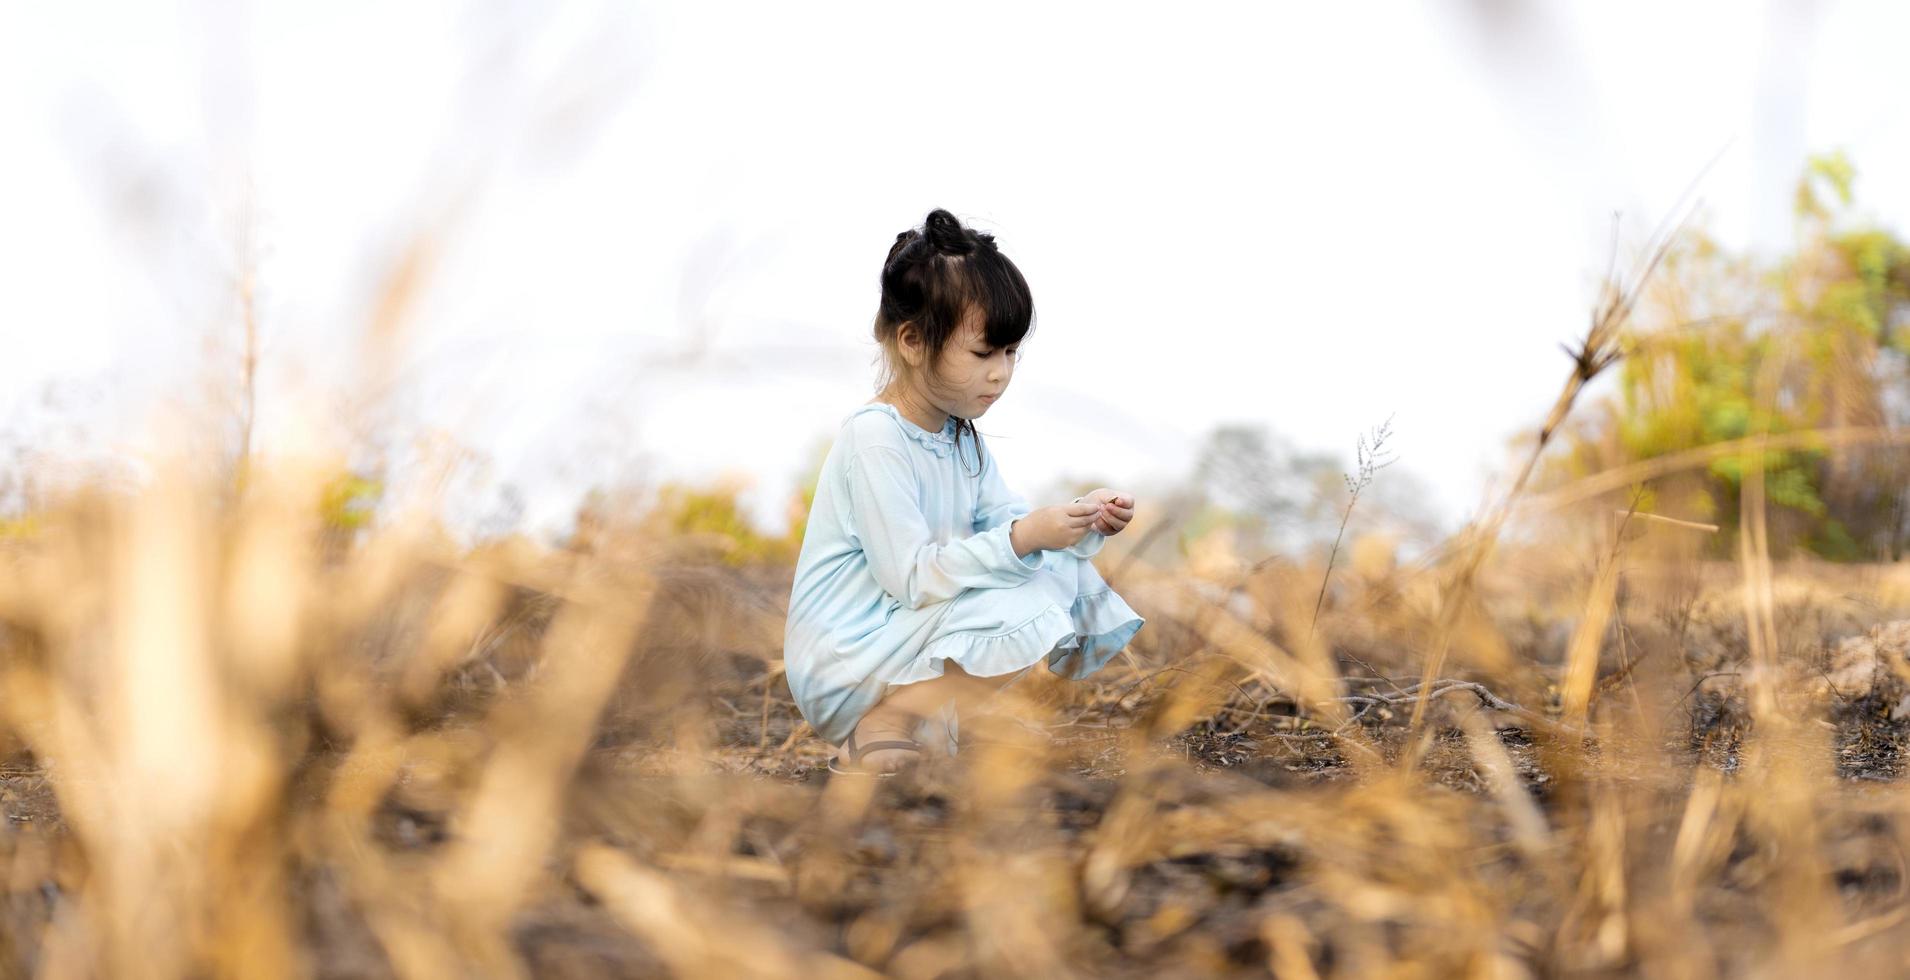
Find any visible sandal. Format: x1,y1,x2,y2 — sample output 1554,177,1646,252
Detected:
826,730,924,777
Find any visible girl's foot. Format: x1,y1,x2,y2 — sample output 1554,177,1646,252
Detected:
833,705,923,774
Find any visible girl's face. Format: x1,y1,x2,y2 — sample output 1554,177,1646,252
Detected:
922,309,1019,420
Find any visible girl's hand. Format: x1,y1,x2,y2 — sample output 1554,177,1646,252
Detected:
1009,500,1101,555
1080,489,1136,535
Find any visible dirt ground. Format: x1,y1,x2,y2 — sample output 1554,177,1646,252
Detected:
7,558,1910,977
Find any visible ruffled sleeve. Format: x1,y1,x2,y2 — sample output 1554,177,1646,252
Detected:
1065,526,1106,560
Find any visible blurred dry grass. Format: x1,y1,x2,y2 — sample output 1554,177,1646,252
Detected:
7,415,1910,978
18,6,1910,973
8,126,1910,975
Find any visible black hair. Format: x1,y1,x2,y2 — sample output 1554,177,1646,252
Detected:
873,209,1035,476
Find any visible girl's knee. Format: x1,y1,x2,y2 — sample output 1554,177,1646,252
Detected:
948,660,1027,689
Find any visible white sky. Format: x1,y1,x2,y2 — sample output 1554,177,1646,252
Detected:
4,1,1909,543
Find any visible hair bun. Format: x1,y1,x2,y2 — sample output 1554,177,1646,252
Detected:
923,208,976,256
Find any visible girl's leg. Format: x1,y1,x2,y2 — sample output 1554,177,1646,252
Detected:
843,561,1096,770
838,662,1031,771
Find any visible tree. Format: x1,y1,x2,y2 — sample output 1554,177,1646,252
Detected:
1555,154,1910,560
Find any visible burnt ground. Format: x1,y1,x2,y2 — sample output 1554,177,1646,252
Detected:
4,650,1910,978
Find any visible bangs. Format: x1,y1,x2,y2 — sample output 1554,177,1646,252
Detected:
957,251,1035,349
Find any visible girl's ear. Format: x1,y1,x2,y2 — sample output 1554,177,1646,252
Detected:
897,322,924,368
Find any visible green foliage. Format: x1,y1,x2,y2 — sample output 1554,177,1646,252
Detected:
0,514,41,540
319,472,384,532
1795,150,1856,220
1581,154,1910,560
651,481,797,567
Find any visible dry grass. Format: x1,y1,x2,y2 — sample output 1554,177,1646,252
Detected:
2,188,1907,976
5,440,1910,978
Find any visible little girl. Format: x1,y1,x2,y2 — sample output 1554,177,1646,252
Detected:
783,209,1146,775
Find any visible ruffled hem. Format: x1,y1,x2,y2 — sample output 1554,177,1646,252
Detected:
1050,589,1145,675
889,588,1145,687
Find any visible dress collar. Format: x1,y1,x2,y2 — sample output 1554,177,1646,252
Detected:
854,402,958,459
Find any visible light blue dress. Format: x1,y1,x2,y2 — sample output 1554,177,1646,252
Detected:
784,401,1146,746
